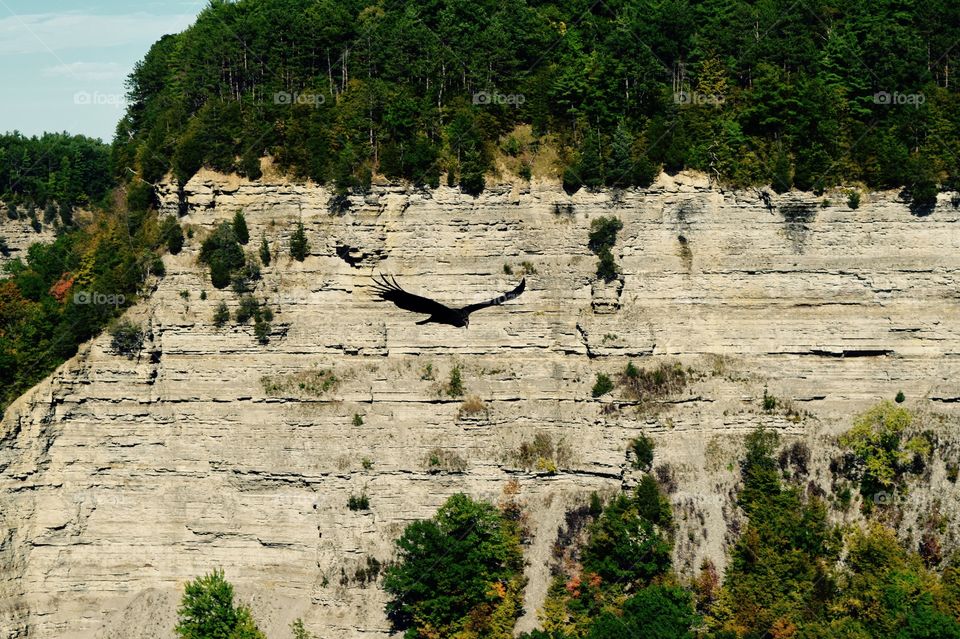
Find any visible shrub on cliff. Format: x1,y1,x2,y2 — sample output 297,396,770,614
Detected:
109,320,144,358
175,569,266,639
199,223,244,289
232,210,249,245
289,221,309,262
588,217,622,282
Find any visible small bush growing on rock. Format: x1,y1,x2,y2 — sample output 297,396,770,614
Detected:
353,413,364,426
161,216,184,254
445,365,464,397
235,295,259,323
261,369,339,396
847,190,861,210
458,395,487,418
199,222,244,289
513,432,571,471
361,457,373,470
947,463,959,483
588,216,623,282
5,202,17,219
0,236,8,257
232,210,249,244
347,493,370,511
109,320,144,358
592,372,614,397
762,387,777,411
289,221,309,261
253,317,271,344
425,448,467,473
212,301,229,328
630,435,655,471
895,391,906,403
620,362,687,406
291,619,314,639
258,235,271,266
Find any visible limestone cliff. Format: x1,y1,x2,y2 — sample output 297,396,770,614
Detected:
2,172,959,638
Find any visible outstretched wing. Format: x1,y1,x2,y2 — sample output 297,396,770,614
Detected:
459,278,526,316
371,274,453,316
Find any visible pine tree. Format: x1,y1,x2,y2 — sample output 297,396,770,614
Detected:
290,221,309,262
232,210,249,245
607,123,634,188
258,235,271,266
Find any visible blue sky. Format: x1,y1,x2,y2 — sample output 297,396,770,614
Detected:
0,0,206,142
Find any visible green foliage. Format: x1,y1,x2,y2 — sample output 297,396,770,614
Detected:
839,401,925,498
232,211,249,245
213,301,229,328
0,205,162,410
234,296,260,324
291,619,314,639
896,391,906,404
446,365,464,397
352,413,363,427
582,479,673,587
0,132,111,207
587,586,696,639
347,493,370,511
620,361,688,406
175,569,266,639
199,223,244,289
847,190,861,210
109,319,144,358
591,373,614,398
588,217,622,282
116,0,960,197
383,494,524,638
161,216,184,255
289,221,309,262
630,435,655,471
258,236,270,266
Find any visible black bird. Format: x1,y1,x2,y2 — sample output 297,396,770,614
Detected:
372,274,526,328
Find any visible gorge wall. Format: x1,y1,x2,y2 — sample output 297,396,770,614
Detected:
2,172,960,638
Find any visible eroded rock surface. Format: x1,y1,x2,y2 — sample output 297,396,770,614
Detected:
2,172,960,638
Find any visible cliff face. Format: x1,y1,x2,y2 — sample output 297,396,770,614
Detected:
2,172,960,638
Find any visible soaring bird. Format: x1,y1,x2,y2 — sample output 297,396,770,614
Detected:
372,274,525,328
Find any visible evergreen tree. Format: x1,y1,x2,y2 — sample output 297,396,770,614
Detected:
258,235,270,266
289,221,309,262
232,210,249,245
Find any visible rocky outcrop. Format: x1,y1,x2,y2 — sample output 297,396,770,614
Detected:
2,171,960,638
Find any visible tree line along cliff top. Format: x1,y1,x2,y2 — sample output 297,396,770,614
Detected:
105,0,957,206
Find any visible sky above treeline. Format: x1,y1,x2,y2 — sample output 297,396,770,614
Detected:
0,0,205,141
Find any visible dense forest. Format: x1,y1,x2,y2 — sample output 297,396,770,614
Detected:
0,132,112,208
115,0,959,203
